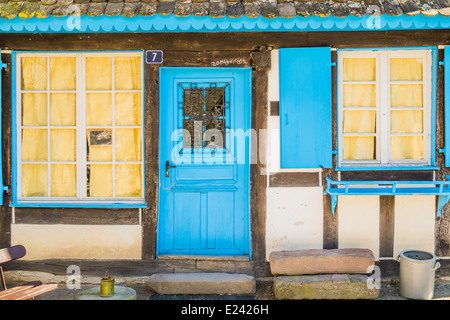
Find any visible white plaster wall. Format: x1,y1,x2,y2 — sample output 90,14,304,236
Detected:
393,196,435,258
11,224,142,260
338,195,380,259
265,187,324,258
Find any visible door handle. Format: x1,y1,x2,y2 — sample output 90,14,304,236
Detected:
165,161,176,177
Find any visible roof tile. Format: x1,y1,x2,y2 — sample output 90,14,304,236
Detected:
0,0,449,20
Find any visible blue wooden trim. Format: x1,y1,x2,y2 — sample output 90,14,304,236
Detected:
10,51,147,208
11,52,18,205
2,15,450,33
324,177,450,217
431,46,438,166
336,46,438,170
444,46,450,167
10,202,147,208
0,49,5,205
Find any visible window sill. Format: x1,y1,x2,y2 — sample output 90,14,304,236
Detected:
10,202,147,209
335,166,439,171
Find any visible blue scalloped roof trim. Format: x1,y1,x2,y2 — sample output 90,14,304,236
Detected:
1,14,450,33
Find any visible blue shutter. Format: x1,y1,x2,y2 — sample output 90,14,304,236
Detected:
279,47,332,169
444,47,450,167
0,50,6,204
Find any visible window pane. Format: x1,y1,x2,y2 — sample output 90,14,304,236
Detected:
391,110,423,133
391,136,423,160
86,57,112,90
87,129,112,161
390,58,423,81
343,58,376,81
50,93,76,126
50,57,76,90
116,164,142,197
343,136,375,160
86,93,112,126
88,164,113,197
51,164,76,197
115,93,142,126
115,129,142,161
22,129,47,161
390,84,423,108
115,57,142,90
50,129,76,161
22,93,47,126
343,111,376,133
21,57,47,91
343,84,376,108
22,164,48,197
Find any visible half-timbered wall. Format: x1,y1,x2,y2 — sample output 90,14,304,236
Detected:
0,30,449,276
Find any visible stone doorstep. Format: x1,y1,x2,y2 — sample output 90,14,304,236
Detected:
274,274,380,300
269,248,375,276
146,272,256,295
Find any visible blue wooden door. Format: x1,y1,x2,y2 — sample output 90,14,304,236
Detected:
158,68,251,257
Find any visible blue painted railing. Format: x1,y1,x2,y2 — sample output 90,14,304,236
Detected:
324,176,450,217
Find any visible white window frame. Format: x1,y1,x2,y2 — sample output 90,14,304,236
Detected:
338,49,432,168
16,51,145,205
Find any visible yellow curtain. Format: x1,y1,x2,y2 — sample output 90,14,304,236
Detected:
115,93,142,126
89,164,113,197
50,93,76,126
390,84,423,108
22,129,47,161
343,84,376,108
343,58,376,81
391,110,423,134
22,93,47,126
86,93,112,126
115,57,142,90
51,164,76,197
389,58,424,160
21,57,47,90
86,57,112,90
50,129,76,161
391,136,423,160
343,137,375,160
343,111,376,134
50,57,76,90
390,58,423,81
22,164,48,197
342,58,377,160
116,164,142,197
115,129,142,161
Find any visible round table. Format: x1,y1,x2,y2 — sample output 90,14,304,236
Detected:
75,286,137,300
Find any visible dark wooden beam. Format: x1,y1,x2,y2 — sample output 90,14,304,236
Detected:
250,69,268,271
379,196,395,258
2,30,450,52
141,63,160,260
13,208,140,225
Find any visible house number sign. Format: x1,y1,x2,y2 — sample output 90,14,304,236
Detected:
146,50,163,64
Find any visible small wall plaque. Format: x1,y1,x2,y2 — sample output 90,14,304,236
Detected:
146,50,163,64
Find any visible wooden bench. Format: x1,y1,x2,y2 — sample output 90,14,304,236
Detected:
0,245,58,300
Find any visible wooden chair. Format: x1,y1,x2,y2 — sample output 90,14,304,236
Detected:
0,245,58,300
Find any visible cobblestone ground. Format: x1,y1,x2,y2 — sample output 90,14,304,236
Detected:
29,277,450,300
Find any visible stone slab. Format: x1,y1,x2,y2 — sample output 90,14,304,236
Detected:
269,248,375,275
274,274,379,300
147,272,256,295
